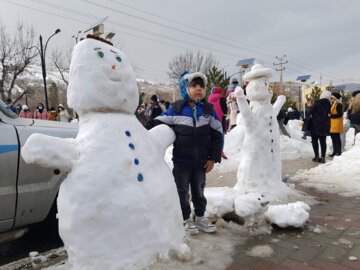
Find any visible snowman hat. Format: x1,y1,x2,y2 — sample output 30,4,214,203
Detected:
243,64,273,81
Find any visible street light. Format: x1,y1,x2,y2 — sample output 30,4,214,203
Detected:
296,75,311,117
40,29,61,110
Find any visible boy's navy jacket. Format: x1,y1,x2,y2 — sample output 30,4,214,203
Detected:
147,99,223,165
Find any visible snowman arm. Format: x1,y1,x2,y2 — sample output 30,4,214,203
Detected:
21,133,78,172
234,86,253,122
273,95,287,116
149,124,176,151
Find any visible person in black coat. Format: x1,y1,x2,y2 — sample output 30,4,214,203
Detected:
148,94,163,119
308,90,331,163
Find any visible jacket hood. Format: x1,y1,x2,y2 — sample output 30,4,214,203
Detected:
179,71,207,100
211,87,223,95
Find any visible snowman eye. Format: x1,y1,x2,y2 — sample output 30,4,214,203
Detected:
116,55,122,62
97,51,104,58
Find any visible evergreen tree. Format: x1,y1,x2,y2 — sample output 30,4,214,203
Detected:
305,86,322,102
206,66,230,97
339,90,351,111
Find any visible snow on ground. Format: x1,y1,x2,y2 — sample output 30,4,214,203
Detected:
292,133,360,197
44,221,251,270
246,245,274,257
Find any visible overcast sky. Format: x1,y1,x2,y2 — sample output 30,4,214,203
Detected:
1,0,359,85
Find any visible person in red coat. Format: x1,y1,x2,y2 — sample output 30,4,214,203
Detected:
19,105,33,119
33,103,50,120
207,86,228,159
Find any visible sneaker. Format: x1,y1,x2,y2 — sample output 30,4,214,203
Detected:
184,219,199,235
195,216,216,233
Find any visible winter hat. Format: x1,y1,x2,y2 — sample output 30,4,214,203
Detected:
211,87,223,95
331,92,341,100
58,104,64,108
231,78,239,84
243,64,273,81
179,71,207,100
22,105,28,111
150,95,158,102
320,90,332,100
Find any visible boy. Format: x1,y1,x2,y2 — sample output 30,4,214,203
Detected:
147,72,223,234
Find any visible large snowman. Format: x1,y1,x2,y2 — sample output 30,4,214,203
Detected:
21,37,186,270
233,64,291,198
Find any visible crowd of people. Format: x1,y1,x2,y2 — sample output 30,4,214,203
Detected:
3,99,72,122
302,89,360,163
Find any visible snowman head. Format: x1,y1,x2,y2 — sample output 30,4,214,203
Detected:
67,37,138,114
243,64,273,102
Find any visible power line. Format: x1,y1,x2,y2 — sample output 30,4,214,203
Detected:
109,0,344,82
24,0,247,61
2,0,350,84
81,0,278,58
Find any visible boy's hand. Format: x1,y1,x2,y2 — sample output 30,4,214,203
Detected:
204,160,215,174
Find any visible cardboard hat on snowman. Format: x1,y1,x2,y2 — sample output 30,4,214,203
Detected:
243,64,273,81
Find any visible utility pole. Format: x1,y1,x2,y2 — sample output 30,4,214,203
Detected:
273,55,288,94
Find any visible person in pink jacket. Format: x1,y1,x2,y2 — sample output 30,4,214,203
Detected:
19,105,33,119
207,86,228,159
33,103,49,120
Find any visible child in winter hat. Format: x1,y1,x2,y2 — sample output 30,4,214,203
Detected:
179,71,207,101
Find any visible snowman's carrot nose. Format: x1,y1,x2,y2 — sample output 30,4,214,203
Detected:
112,64,116,70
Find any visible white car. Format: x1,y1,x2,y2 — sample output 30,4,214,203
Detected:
0,100,77,241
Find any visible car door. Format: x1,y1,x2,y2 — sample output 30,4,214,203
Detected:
14,122,77,228
0,122,19,232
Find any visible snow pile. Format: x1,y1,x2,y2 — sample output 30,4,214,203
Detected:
234,193,268,217
280,120,313,160
22,38,186,270
204,187,236,217
292,134,360,197
265,201,310,228
246,245,274,257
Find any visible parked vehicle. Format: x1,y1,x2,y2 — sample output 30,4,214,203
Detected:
0,100,77,239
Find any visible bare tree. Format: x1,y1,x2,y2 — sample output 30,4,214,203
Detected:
0,20,37,100
51,46,72,86
167,51,218,82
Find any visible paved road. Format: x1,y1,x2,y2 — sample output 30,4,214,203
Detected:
0,214,63,266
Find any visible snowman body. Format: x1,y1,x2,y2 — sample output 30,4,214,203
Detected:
59,113,184,270
21,38,185,270
234,68,289,197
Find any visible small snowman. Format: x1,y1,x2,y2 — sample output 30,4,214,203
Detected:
22,36,186,270
233,64,291,199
